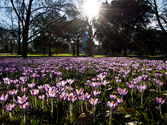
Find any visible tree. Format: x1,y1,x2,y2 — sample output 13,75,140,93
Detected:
96,0,152,56
32,12,68,56
148,0,167,34
61,18,88,56
3,0,77,58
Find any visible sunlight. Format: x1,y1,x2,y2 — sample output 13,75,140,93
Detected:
83,0,99,18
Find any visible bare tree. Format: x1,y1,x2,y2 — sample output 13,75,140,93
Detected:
2,0,77,58
149,0,167,34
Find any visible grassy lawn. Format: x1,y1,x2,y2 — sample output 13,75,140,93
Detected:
0,53,166,59
0,53,107,57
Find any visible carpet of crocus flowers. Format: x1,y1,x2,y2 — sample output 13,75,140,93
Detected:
1,57,167,124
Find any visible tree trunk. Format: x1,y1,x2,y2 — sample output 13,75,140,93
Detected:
112,49,115,56
22,0,33,59
49,46,52,56
17,19,21,55
153,0,167,34
72,44,75,56
10,42,14,54
105,39,109,55
123,48,127,57
22,28,28,59
88,25,92,56
43,46,46,55
17,39,22,55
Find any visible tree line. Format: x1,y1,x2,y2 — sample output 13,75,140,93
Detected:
0,0,167,58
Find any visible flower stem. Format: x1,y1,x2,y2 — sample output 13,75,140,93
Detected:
93,106,96,122
159,86,161,93
47,96,48,105
35,96,37,109
156,85,158,93
42,100,44,109
69,102,73,123
141,92,143,107
86,100,88,111
131,90,133,105
51,99,53,115
23,111,26,124
159,105,162,118
2,103,4,117
13,96,15,103
109,108,112,125
81,101,83,112
56,98,58,123
9,112,12,121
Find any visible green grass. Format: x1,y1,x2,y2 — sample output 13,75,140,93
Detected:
0,53,107,57
0,53,166,58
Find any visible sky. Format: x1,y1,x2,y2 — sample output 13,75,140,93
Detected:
0,0,165,46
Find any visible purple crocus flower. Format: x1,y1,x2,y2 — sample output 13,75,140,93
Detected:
109,94,117,100
157,82,164,86
136,85,147,92
92,90,101,97
59,92,68,101
65,86,73,91
117,98,124,104
107,101,117,109
13,79,19,84
39,95,46,100
84,92,91,99
21,87,28,93
155,97,166,105
37,85,43,90
46,89,57,98
102,80,110,86
19,76,27,85
14,95,28,105
30,89,39,96
4,103,16,112
60,80,67,87
89,98,100,106
115,79,121,83
3,77,13,86
0,94,9,104
9,89,18,96
27,83,36,89
15,84,20,89
126,82,135,89
117,88,128,96
67,79,74,85
43,84,51,91
97,74,106,81
68,93,77,103
18,102,29,110
76,88,84,96
78,95,85,101
90,82,101,88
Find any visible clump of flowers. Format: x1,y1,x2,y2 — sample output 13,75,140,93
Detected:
136,85,147,107
89,98,100,122
68,93,77,123
4,103,16,120
155,97,166,117
30,89,39,108
39,95,46,109
0,94,9,117
107,101,117,124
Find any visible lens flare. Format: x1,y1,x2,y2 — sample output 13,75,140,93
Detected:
83,0,99,18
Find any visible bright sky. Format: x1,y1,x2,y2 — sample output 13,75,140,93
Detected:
0,0,165,46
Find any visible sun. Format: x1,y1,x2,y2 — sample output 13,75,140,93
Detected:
83,0,99,18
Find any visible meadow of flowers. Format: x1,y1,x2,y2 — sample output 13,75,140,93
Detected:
0,57,167,124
